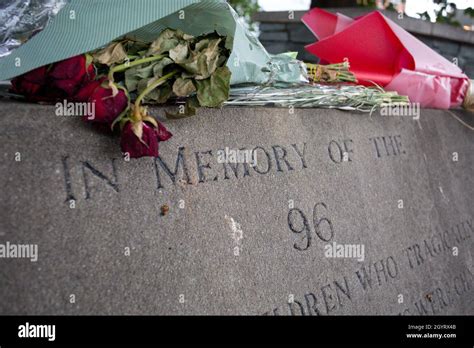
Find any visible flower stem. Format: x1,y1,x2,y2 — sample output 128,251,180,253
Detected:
108,54,165,81
133,70,179,120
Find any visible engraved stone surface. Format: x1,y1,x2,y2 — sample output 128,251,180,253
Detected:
0,99,473,315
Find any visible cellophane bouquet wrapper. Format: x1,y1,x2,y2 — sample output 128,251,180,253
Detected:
0,0,68,58
0,0,306,86
303,8,470,109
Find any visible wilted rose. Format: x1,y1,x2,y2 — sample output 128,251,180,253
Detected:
155,122,173,141
86,84,128,124
10,66,49,101
49,55,95,97
74,77,105,103
11,54,96,102
120,121,159,158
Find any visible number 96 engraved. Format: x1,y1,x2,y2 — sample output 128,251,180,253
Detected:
287,202,334,251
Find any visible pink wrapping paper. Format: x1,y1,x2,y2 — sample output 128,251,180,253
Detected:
302,8,469,109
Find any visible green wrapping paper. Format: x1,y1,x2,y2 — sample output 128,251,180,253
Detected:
0,0,306,85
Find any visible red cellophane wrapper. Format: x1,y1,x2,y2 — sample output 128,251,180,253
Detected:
302,8,470,109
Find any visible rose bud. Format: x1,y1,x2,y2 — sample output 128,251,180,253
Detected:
10,66,49,100
86,84,129,124
49,55,95,97
156,122,173,142
120,121,159,158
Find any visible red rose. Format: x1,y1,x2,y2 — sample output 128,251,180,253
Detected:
11,54,96,102
10,66,49,100
86,85,128,124
49,55,95,97
74,77,105,103
156,122,173,142
120,121,159,158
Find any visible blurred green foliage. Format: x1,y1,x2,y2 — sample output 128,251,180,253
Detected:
228,0,259,20
227,0,259,31
418,1,473,27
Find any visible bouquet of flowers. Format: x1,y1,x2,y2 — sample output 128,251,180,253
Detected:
3,0,415,162
11,29,231,158
1,0,310,160
302,8,474,110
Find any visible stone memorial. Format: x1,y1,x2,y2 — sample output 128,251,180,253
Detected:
0,99,473,315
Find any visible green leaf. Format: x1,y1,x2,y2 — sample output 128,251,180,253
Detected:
125,58,172,92
125,72,139,92
137,79,172,104
152,57,174,77
152,83,172,104
195,66,231,107
172,77,196,97
125,64,154,92
134,64,156,79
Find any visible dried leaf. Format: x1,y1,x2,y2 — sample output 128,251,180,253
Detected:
125,58,172,92
172,77,196,97
123,40,149,56
195,66,231,107
166,97,199,119
183,34,194,41
125,65,153,92
169,43,189,64
152,57,174,77
179,38,221,80
125,63,155,92
147,29,180,55
137,78,172,104
150,83,172,104
93,42,128,66
194,39,210,52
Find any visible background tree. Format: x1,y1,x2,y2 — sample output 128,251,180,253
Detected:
228,0,259,19
228,0,259,31
423,0,474,27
